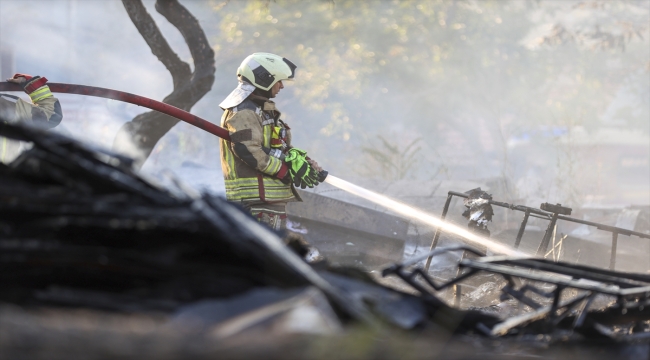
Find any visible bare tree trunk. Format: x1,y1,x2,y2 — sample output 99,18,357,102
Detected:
113,0,215,169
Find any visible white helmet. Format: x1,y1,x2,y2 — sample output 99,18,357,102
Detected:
237,52,297,91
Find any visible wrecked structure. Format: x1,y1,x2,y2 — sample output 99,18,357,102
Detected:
424,190,650,272
2,121,650,359
0,122,497,354
387,246,650,341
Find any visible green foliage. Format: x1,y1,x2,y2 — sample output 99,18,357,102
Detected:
359,136,422,181
207,0,649,184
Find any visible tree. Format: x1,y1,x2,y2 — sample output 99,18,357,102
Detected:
113,0,215,169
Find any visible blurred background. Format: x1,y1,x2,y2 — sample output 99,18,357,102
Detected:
0,0,648,209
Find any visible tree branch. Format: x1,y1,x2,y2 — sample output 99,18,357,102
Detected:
155,0,214,76
155,0,216,107
114,0,216,169
121,0,191,88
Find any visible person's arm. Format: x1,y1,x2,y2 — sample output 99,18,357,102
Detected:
225,110,289,180
7,74,63,129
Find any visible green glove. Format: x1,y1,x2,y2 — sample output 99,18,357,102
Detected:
284,148,320,189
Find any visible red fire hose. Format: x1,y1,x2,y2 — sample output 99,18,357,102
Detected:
1,81,329,181
0,82,231,141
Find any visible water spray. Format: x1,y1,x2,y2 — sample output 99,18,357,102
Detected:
0,81,525,258
324,175,525,257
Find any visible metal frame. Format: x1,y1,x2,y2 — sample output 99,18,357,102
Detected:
424,191,650,271
384,247,650,337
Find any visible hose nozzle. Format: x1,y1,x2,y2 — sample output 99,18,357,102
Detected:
317,170,328,182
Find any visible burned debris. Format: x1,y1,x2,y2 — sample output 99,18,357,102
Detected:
378,188,650,352
426,190,650,271
384,246,650,342
2,121,650,359
0,121,370,321
461,188,494,237
0,122,501,339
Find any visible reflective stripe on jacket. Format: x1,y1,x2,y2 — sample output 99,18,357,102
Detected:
220,97,298,204
0,85,63,163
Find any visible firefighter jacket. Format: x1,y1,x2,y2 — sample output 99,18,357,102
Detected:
220,96,299,204
0,84,63,163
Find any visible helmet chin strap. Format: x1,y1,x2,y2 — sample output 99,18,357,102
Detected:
253,87,273,99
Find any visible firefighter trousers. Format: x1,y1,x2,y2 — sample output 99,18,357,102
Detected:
244,203,287,231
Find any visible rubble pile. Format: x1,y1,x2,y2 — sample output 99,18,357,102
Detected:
0,123,499,353
0,122,313,312
2,122,650,359
386,246,650,343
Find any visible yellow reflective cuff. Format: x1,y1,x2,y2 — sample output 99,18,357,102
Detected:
262,156,282,175
29,86,53,102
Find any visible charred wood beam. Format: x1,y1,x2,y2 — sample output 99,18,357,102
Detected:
113,0,215,168
491,292,593,336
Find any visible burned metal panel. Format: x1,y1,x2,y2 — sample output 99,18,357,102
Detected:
287,191,408,267
288,218,405,267
288,191,410,238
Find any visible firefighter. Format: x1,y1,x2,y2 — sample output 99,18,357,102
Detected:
0,73,63,163
219,52,324,232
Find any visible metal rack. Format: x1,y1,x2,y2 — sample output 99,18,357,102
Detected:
423,191,650,271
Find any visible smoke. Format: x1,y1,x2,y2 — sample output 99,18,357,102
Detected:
0,0,648,208
0,0,223,191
